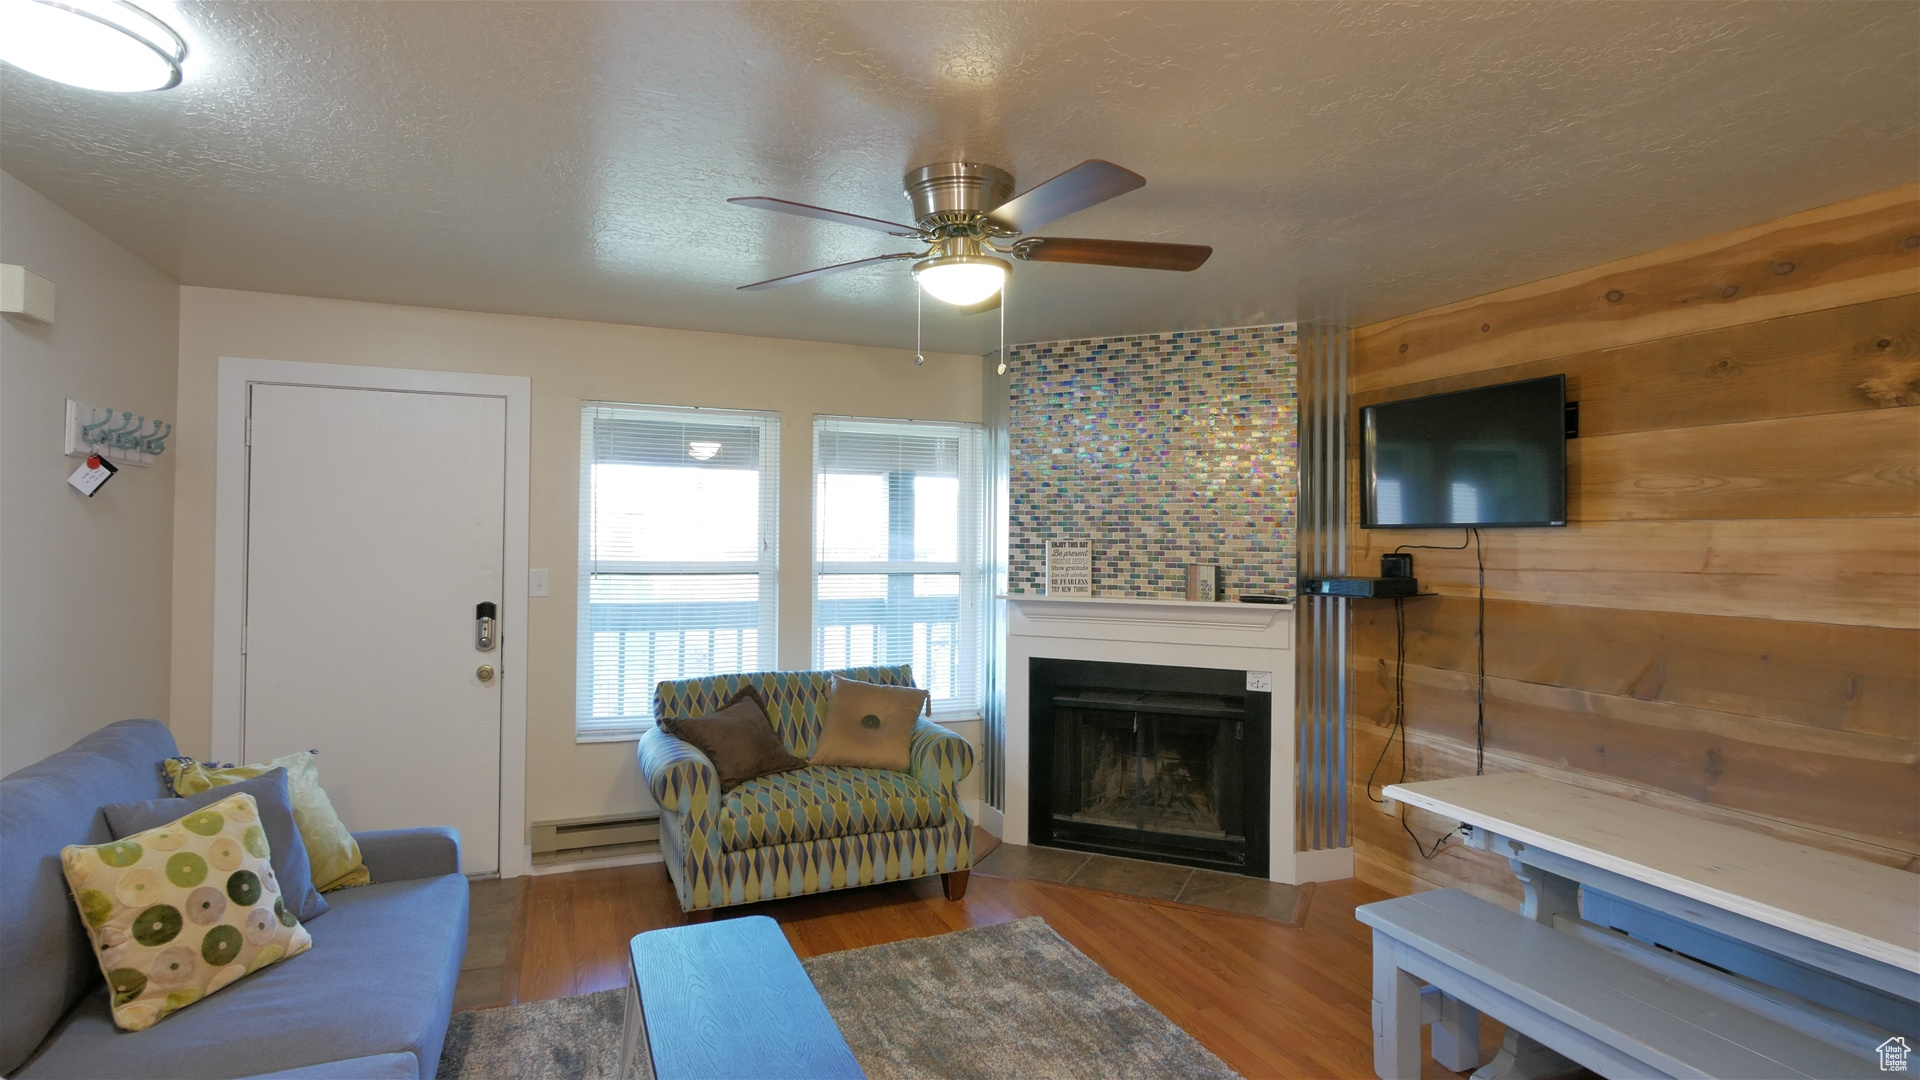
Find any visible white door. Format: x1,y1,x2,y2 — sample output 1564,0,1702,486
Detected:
242,383,505,874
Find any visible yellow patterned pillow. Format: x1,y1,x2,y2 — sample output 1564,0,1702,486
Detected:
166,751,369,892
62,792,312,1031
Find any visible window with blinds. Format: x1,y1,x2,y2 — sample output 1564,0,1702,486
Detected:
813,417,985,719
576,403,779,739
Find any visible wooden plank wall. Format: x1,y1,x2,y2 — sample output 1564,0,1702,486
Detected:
1346,184,1920,905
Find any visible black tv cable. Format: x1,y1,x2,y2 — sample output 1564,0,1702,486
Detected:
1363,528,1486,859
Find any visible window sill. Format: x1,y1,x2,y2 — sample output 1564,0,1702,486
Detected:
575,728,649,745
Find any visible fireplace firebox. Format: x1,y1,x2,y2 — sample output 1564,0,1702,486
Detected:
1029,658,1270,876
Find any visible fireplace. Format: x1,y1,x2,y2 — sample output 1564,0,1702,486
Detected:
998,594,1350,885
1029,658,1270,876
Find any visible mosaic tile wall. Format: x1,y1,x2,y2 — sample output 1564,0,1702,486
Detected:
1006,324,1298,598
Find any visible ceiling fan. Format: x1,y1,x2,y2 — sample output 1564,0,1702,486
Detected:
728,160,1212,313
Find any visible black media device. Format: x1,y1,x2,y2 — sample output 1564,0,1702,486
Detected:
1362,374,1569,529
1300,576,1420,599
1380,553,1414,579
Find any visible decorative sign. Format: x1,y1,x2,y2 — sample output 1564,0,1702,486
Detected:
67,455,118,497
1045,539,1092,597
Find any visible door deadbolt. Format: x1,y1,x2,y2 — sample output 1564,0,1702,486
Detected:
475,601,497,651
477,664,495,683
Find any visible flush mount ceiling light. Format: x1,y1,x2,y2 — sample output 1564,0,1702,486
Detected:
0,0,186,92
686,441,722,461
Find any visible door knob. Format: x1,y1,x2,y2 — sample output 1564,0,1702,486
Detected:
477,664,495,683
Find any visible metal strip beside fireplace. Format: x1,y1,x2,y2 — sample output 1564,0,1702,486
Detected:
1029,658,1270,876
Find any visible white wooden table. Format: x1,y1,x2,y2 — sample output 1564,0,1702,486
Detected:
1385,773,1920,1078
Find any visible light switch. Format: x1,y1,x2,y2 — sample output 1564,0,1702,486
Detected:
528,568,550,597
1246,671,1273,693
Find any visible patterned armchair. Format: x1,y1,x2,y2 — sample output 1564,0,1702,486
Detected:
636,665,975,919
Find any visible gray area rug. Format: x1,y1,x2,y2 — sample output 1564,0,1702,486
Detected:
439,985,627,1080
438,916,1239,1080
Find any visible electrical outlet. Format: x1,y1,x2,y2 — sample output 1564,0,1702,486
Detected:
528,568,550,597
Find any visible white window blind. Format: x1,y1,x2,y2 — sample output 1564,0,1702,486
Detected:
813,417,984,719
576,403,778,739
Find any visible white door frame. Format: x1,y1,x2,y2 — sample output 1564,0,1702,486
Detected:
212,356,532,878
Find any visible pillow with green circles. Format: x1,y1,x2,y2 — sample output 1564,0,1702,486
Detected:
61,791,313,1031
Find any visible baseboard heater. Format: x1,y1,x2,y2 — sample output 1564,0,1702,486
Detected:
531,812,661,857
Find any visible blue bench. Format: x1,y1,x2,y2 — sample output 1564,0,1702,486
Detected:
1357,888,1884,1080
618,915,864,1080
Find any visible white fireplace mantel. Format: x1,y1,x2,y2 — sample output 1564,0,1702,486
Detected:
998,594,1292,643
992,593,1353,886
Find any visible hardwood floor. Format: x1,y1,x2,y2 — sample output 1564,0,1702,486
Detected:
468,845,1508,1079
452,875,524,1011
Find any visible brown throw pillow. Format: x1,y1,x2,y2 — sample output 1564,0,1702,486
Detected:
810,677,929,772
658,686,808,792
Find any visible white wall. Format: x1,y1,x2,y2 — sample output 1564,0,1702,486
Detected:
0,171,179,776
171,287,985,834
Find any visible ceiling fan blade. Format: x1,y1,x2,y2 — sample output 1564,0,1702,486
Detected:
737,252,918,291
956,293,1002,316
985,160,1146,234
729,197,924,238
1017,237,1212,271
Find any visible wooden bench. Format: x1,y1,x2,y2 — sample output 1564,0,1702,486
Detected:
618,915,865,1080
1357,889,1882,1080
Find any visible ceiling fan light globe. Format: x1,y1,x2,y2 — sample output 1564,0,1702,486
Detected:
914,255,1009,306
0,0,185,92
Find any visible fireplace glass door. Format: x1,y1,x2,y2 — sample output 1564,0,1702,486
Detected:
1055,694,1243,841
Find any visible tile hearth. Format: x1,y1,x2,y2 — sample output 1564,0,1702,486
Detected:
975,842,1311,925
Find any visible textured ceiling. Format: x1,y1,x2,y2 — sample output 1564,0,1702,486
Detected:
2,1,1915,352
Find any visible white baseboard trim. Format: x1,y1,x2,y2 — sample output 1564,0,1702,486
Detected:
1289,845,1354,883
528,845,664,876
527,803,1006,878
976,802,1005,839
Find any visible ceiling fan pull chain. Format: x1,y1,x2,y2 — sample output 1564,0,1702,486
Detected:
998,279,1008,375
914,285,924,365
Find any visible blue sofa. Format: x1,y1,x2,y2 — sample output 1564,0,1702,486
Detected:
0,720,469,1079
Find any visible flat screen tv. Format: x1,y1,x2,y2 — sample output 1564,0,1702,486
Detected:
1362,375,1568,529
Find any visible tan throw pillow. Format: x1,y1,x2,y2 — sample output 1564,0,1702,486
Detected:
811,677,929,772
658,686,809,792
62,792,313,1031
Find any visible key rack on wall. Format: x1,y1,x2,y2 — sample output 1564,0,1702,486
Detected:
64,399,173,467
